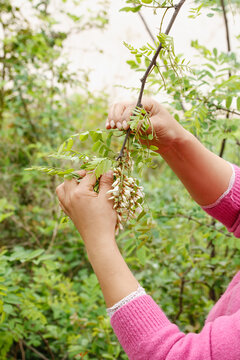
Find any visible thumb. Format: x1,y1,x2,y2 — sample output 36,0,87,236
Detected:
99,170,114,198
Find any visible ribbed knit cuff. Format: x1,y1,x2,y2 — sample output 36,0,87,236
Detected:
201,163,240,238
106,284,146,318
111,295,171,352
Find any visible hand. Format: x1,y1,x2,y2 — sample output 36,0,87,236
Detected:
106,97,186,154
56,170,117,251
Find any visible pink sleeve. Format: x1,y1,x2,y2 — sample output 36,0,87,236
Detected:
111,294,240,360
201,163,240,238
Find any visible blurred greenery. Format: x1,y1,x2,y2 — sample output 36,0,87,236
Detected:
0,0,240,359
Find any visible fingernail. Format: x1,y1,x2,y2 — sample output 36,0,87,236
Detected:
123,120,128,130
106,121,110,129
110,120,115,128
116,122,122,130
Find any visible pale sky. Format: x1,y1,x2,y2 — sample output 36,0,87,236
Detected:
64,0,240,103
4,0,240,104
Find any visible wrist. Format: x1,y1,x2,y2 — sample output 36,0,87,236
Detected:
85,235,118,263
157,126,193,157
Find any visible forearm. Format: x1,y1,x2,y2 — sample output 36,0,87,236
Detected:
159,129,233,206
86,240,139,308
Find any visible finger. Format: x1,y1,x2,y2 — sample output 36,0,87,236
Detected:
141,97,158,115
116,121,122,130
75,170,87,180
108,103,127,129
64,170,86,191
79,171,96,191
64,177,78,193
99,170,114,199
56,183,65,203
59,200,70,216
105,120,111,129
107,104,117,129
121,105,135,129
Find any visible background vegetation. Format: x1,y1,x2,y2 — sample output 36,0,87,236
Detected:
0,0,240,358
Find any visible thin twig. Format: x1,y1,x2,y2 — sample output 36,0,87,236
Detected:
19,340,26,360
117,0,186,160
220,0,231,53
174,267,191,321
137,11,155,44
46,205,61,253
38,332,55,360
160,212,233,238
213,105,240,117
22,341,50,360
11,215,41,246
218,0,232,160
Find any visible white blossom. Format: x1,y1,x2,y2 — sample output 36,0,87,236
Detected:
109,159,145,234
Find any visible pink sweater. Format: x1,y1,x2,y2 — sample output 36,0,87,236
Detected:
110,163,240,360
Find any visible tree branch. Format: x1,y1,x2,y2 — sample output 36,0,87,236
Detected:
117,0,186,160
219,0,232,159
137,11,155,44
174,267,191,321
220,0,231,53
18,340,26,360
213,104,240,117
160,212,233,238
22,341,50,360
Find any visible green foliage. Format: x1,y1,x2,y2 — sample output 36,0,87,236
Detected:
0,0,240,358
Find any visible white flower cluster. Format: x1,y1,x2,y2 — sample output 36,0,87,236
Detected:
107,166,144,234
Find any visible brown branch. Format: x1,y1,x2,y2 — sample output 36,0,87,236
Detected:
161,213,233,238
38,332,55,360
19,340,26,360
140,4,176,10
137,11,156,44
220,0,231,53
218,0,232,159
46,205,61,254
117,0,186,160
22,341,50,360
219,138,226,158
174,267,191,321
0,22,6,126
11,215,41,247
213,105,240,117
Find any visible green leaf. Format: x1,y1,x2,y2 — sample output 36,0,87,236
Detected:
136,246,147,266
58,141,66,154
90,130,103,142
226,96,232,109
92,140,103,152
213,48,218,57
148,134,153,140
137,210,146,222
119,5,142,13
126,60,138,69
0,212,14,223
95,159,112,179
25,249,45,261
66,138,73,151
237,97,240,111
60,216,69,224
79,131,89,141
149,145,159,151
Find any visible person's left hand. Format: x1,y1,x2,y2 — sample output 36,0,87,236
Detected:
56,170,117,251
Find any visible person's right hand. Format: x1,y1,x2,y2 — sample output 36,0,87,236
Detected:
106,98,186,154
